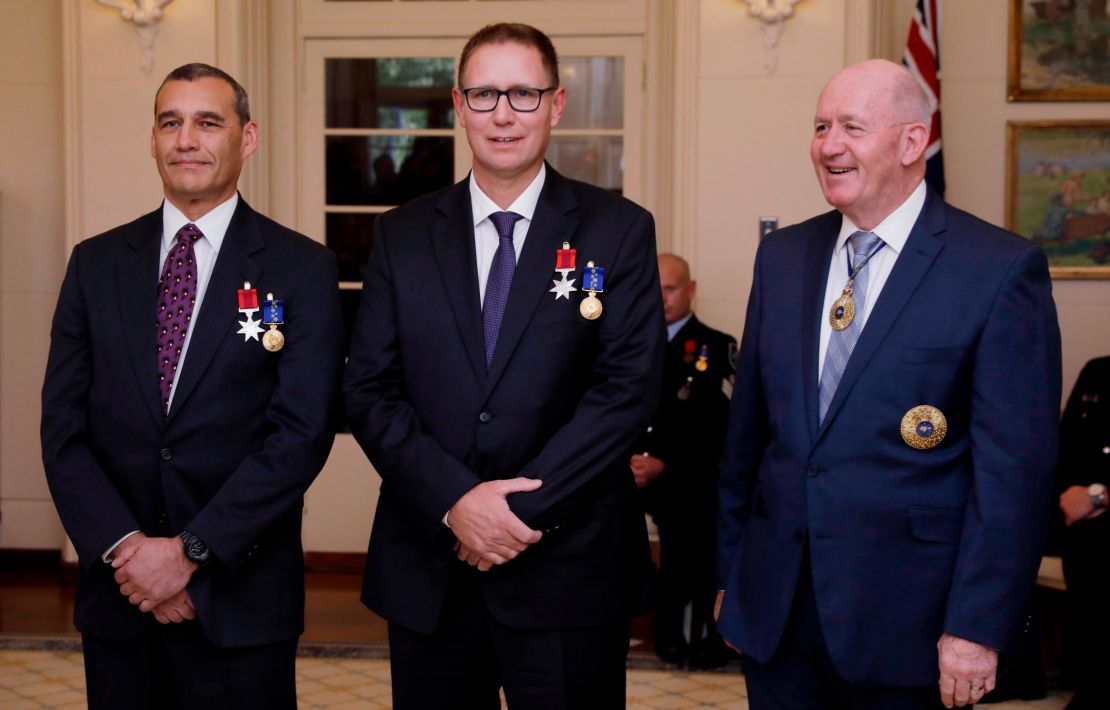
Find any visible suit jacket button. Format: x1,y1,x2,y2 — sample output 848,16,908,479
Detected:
807,466,819,477
160,448,172,461
478,411,492,424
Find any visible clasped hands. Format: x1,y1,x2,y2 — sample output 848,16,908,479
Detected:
111,532,198,624
449,477,543,572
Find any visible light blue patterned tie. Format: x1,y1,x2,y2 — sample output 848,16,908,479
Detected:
818,230,883,424
482,211,522,368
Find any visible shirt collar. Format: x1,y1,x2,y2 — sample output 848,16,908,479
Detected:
469,164,546,228
667,313,693,342
161,193,239,251
835,179,926,256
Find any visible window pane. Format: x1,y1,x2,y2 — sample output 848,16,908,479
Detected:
326,135,454,206
326,58,455,129
326,212,377,282
558,57,623,130
546,136,623,194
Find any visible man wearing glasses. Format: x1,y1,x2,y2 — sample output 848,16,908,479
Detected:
344,23,664,710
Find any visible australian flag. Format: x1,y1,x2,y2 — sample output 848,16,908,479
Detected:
903,0,945,198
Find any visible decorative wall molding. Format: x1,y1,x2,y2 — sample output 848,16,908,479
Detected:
94,0,175,75
216,0,271,214
62,1,84,254
670,0,700,263
741,0,806,73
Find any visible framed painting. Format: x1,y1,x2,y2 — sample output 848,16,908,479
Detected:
1006,121,1110,278
1007,0,1110,101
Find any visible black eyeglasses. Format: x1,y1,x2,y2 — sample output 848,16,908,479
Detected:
461,86,559,113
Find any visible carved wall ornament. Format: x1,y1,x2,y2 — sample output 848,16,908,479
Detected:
741,0,806,74
94,0,175,75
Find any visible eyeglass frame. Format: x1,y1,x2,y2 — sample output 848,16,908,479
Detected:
459,86,560,113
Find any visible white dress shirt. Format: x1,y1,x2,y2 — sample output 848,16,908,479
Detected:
469,165,546,306
102,193,238,562
667,313,692,343
817,180,927,377
159,194,237,406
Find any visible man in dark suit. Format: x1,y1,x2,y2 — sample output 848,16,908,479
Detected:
715,59,1061,709
1056,356,1110,710
344,23,663,710
632,253,735,669
40,63,344,709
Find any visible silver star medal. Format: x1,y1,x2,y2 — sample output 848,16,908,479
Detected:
237,280,264,342
550,242,578,300
238,311,263,341
550,271,577,300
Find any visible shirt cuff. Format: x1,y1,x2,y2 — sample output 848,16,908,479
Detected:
102,530,141,563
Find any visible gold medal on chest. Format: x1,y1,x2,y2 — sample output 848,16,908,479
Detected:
262,328,285,352
900,405,947,450
580,293,603,320
829,292,856,331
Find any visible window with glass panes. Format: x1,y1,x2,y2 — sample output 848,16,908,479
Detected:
304,37,641,340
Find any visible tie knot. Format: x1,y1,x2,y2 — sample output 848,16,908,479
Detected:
849,230,881,259
489,211,523,241
176,223,203,244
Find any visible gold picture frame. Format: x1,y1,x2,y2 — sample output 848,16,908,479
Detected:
1007,0,1110,102
1005,120,1110,278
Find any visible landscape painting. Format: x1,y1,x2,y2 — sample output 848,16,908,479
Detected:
1008,0,1110,101
1006,121,1110,278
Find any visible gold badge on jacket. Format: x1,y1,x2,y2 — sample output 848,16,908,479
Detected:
900,405,947,450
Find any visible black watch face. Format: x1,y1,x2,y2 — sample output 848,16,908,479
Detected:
185,538,208,562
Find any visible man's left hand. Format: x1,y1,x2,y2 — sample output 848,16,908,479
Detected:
937,632,997,708
113,536,198,611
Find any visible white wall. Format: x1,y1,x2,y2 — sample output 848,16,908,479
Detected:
0,0,66,549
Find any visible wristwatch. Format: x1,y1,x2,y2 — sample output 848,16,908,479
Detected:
179,531,211,566
1089,483,1108,510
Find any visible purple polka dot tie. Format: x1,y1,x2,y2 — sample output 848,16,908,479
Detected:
156,223,202,412
482,211,523,368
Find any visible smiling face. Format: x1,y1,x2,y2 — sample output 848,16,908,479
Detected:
810,61,928,229
151,77,259,220
452,41,566,200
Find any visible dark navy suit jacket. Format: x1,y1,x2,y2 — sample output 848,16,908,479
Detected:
344,167,664,633
716,189,1062,686
41,198,345,647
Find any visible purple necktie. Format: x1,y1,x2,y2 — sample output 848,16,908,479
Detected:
156,223,202,412
482,211,523,368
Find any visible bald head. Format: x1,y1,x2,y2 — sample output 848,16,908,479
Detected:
810,59,932,229
830,59,932,126
658,253,696,325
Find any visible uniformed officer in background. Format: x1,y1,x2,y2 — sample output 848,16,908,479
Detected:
1056,356,1110,710
632,253,736,669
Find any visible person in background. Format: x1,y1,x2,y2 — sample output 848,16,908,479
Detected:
633,252,736,669
1056,356,1110,710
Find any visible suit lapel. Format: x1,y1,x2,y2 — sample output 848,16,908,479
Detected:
431,180,487,388
167,199,264,419
816,191,947,440
483,169,579,398
117,209,168,426
800,213,839,444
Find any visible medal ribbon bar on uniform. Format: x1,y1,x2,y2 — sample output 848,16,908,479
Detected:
555,243,576,271
238,283,258,311
583,264,605,292
263,296,284,325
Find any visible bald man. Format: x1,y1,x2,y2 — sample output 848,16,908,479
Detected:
632,254,735,669
715,59,1061,709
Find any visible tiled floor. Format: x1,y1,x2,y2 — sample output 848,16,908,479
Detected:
0,648,1075,709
